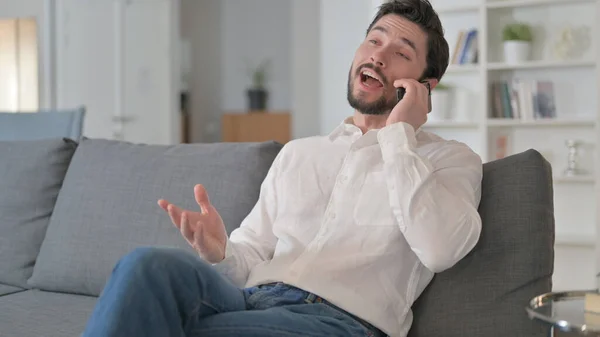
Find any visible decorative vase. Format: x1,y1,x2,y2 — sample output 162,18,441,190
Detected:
429,90,451,121
503,40,531,64
563,139,587,176
247,88,268,111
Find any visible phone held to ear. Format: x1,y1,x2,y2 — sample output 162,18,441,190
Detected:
396,81,432,113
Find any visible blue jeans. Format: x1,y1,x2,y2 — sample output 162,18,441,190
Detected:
81,247,385,337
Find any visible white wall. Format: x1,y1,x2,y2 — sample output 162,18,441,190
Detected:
220,0,291,113
597,0,600,281
180,0,222,142
319,0,373,134
290,0,321,139
181,0,386,139
290,0,384,137
181,0,291,142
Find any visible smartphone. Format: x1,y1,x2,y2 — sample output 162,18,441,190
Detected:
396,81,432,113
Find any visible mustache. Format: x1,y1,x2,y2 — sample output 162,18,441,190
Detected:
356,63,388,86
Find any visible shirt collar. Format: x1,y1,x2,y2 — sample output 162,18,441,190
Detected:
327,115,423,142
327,116,360,141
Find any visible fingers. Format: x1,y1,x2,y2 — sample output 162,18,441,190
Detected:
167,204,183,229
194,222,205,250
157,199,169,211
194,184,211,214
393,79,427,96
393,78,415,89
393,79,429,106
180,212,194,243
158,198,186,228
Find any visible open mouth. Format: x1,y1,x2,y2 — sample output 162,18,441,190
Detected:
359,69,384,88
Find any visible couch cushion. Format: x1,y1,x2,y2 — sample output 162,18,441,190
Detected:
408,149,554,337
28,138,283,296
0,107,85,141
0,138,77,288
0,290,96,337
0,284,24,297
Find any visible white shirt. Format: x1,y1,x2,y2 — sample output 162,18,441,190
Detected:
214,118,483,337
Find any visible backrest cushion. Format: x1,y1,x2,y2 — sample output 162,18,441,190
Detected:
408,149,554,337
0,107,85,141
28,138,283,296
0,138,78,288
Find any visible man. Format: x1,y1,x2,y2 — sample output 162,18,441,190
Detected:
82,0,482,336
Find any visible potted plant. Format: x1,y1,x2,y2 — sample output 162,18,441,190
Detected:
502,23,533,64
246,59,271,111
429,82,452,121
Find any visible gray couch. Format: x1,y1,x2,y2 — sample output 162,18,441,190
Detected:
0,137,555,337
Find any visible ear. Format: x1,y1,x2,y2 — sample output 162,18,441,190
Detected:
427,78,439,90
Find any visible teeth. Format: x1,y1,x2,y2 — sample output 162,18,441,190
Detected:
362,70,380,82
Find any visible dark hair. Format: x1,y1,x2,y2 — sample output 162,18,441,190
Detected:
367,0,449,81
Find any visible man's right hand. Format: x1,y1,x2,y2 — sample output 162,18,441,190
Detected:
158,184,227,263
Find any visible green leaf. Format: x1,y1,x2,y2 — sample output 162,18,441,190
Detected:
502,23,533,42
247,59,271,89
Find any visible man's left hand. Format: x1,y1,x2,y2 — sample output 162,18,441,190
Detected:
386,79,430,130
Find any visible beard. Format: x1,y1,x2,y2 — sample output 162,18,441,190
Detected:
346,64,397,116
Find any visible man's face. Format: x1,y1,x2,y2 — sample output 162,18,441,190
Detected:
348,14,429,115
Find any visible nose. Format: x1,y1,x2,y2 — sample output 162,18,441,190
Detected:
370,51,386,68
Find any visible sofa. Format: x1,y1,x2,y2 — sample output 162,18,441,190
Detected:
0,137,555,337
0,107,85,141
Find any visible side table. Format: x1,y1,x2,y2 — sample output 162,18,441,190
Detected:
527,290,600,336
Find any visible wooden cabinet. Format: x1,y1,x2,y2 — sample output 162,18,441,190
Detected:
222,111,290,144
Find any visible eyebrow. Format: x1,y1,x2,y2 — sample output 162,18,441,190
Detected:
371,25,418,54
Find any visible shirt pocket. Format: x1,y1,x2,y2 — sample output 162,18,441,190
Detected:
353,173,397,227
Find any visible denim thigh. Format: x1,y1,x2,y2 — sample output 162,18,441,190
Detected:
191,302,372,337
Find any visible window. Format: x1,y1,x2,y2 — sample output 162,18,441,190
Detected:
0,18,39,112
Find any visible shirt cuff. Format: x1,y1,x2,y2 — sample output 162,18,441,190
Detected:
211,237,236,266
377,122,417,160
224,237,236,259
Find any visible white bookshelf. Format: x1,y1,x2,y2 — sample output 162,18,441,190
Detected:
487,59,596,70
487,118,596,127
424,120,479,128
436,4,480,14
425,0,599,290
446,64,481,73
486,0,595,9
555,233,596,247
553,175,596,184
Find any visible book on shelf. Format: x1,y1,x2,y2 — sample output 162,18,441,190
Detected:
450,29,478,65
490,79,557,120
